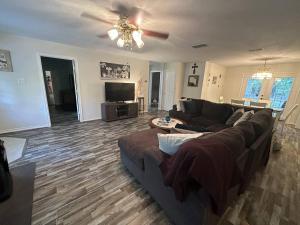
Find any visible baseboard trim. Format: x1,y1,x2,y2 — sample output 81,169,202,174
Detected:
81,117,101,122
0,124,51,135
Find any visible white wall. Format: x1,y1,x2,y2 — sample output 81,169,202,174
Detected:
0,33,149,133
201,62,226,102
173,63,185,106
182,61,205,99
222,62,300,127
149,61,164,72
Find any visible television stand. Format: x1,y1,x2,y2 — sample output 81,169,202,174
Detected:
101,102,138,122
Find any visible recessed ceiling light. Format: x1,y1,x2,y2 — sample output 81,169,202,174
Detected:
192,44,208,49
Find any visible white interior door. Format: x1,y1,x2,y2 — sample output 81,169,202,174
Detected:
163,72,176,110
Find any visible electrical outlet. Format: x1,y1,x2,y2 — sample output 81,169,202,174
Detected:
17,78,25,86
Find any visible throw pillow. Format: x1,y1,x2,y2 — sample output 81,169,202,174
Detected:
233,110,254,126
157,133,203,155
225,108,244,126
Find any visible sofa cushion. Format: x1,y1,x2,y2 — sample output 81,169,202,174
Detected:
169,110,194,122
249,109,273,137
170,128,199,134
183,100,199,115
191,99,204,113
190,116,217,127
225,108,244,126
233,110,254,126
158,133,204,155
118,128,167,169
207,124,230,132
232,105,264,113
175,123,210,132
201,100,234,123
235,121,256,147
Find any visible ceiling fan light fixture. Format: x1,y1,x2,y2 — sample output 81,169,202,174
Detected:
117,38,125,47
132,30,144,48
132,30,142,42
107,28,119,40
136,39,144,48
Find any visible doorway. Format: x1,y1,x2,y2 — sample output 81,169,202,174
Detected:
149,71,163,112
40,56,79,125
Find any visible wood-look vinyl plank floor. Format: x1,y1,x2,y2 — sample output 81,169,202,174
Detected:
1,113,299,225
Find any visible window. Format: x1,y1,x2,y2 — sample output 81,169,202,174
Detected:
270,77,294,109
244,79,262,100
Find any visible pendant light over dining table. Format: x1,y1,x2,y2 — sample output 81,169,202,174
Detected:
252,58,273,79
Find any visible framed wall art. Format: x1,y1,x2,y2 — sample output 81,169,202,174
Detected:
188,75,199,87
100,62,130,79
0,49,13,72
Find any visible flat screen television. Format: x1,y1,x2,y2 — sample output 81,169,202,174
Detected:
105,82,135,102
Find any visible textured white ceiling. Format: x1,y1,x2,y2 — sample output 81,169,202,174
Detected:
1,0,300,66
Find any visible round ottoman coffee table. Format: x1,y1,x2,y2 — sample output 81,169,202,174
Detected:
149,117,184,132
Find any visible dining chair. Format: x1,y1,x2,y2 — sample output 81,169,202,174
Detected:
250,101,267,108
231,99,245,106
279,104,299,135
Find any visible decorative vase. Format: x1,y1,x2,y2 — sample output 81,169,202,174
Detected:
165,116,171,123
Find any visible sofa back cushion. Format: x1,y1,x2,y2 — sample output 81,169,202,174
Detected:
249,109,273,138
191,99,204,112
232,105,264,113
233,110,254,126
183,100,199,115
225,108,244,126
234,121,256,147
201,100,234,123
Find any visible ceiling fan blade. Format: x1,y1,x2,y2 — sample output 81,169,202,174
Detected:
109,2,151,20
143,29,169,40
97,33,109,39
81,12,113,25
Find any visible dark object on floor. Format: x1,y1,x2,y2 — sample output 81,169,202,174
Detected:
172,104,177,111
0,162,36,225
175,123,209,132
0,139,12,202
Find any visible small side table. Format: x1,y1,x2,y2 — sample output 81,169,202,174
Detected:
137,97,144,114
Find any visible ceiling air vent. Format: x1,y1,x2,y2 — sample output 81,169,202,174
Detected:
192,44,208,49
248,48,263,52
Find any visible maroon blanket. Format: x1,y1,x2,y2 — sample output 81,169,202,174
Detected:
159,130,245,215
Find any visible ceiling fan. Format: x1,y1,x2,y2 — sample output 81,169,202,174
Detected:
81,1,169,49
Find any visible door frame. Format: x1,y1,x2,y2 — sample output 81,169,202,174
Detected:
148,70,164,110
162,71,176,110
36,53,83,126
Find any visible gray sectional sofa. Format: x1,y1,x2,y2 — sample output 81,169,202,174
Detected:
118,99,274,225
